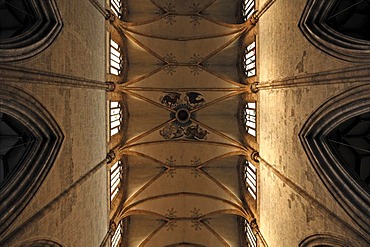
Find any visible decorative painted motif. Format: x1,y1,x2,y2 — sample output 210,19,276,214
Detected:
166,168,176,178
190,3,202,26
189,54,203,75
165,220,177,231
160,123,184,139
191,156,201,166
184,124,208,140
159,92,208,140
163,207,177,231
166,156,176,166
190,207,203,231
191,168,202,178
163,2,176,25
165,207,177,218
185,92,205,107
160,91,206,109
160,92,182,107
160,123,208,140
189,54,209,75
158,53,177,75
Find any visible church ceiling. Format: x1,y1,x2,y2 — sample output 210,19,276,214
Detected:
111,0,252,245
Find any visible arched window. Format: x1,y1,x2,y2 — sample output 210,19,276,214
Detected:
0,84,63,235
300,84,370,232
111,221,123,247
0,0,37,40
244,160,257,200
109,38,124,76
242,0,255,21
110,160,123,202
19,239,63,247
110,101,123,137
327,112,370,190
325,0,370,41
243,102,256,137
243,40,256,78
299,233,355,247
244,219,257,247
0,0,63,62
110,0,123,18
299,0,370,62
0,112,34,185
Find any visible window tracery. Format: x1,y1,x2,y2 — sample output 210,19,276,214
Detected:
243,40,256,78
110,0,123,18
244,219,257,247
111,221,123,247
109,38,124,76
110,101,123,137
110,160,122,202
243,102,256,137
244,160,257,200
242,0,255,21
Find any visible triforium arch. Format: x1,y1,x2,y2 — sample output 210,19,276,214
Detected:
0,0,63,62
19,238,63,247
299,233,358,247
299,0,370,62
0,84,64,234
299,84,370,233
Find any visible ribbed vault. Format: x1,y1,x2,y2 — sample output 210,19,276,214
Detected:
113,0,253,245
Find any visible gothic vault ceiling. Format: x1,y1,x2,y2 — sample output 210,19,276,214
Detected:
111,0,254,246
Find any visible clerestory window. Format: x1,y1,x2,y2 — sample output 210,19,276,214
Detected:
244,160,257,200
110,160,122,202
243,102,256,137
244,219,257,247
110,101,123,137
242,0,255,21
243,40,256,78
110,38,123,76
110,0,123,18
111,221,123,247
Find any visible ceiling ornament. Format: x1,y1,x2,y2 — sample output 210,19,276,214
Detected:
159,91,209,140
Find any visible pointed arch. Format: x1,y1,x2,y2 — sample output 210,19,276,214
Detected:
0,0,63,62
300,84,370,232
19,238,63,247
0,84,64,234
299,233,357,247
299,0,370,62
